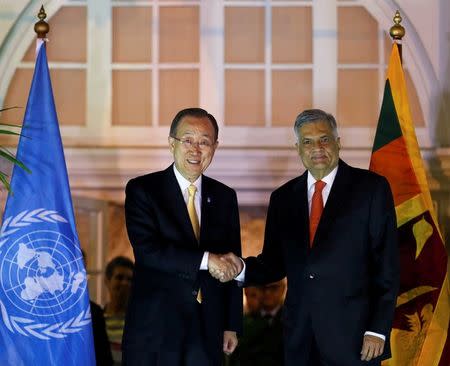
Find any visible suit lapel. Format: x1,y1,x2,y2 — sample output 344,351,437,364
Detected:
199,176,214,248
314,160,351,245
292,172,310,248
162,166,198,245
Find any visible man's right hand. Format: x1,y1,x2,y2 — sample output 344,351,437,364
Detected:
208,253,243,282
360,335,385,361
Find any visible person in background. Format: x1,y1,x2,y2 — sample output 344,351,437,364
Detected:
81,249,114,366
229,281,285,366
244,286,263,317
91,301,115,366
104,256,134,365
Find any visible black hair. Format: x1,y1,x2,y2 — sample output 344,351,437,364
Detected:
105,256,134,280
169,108,219,141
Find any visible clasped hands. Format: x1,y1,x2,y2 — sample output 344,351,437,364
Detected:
208,253,242,282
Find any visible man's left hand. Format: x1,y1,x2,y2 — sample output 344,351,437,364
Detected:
223,331,238,355
360,334,384,361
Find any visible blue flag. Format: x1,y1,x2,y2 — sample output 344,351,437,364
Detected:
0,43,95,365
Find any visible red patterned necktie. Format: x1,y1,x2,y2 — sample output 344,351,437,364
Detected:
309,180,326,247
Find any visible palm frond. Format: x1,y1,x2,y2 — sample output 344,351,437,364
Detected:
0,106,30,192
0,171,11,193
0,129,22,136
0,123,23,128
0,147,31,173
0,106,21,113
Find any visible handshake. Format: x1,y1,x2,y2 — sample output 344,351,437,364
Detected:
208,253,243,282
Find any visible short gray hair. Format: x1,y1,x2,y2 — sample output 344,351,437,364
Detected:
294,109,338,140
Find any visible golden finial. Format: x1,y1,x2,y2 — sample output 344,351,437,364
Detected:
390,10,405,41
34,6,50,39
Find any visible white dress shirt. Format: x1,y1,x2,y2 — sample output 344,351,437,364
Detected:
307,166,338,213
173,165,209,269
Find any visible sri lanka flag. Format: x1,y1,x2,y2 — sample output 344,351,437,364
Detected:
370,43,449,366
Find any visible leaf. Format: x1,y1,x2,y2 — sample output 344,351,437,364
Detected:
0,105,29,191
0,106,21,113
0,148,31,173
0,149,22,166
0,129,21,136
0,123,22,128
50,214,68,223
0,172,11,192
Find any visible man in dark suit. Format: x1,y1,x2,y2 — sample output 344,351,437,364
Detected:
90,300,114,366
220,109,399,365
229,280,285,366
122,108,243,366
81,249,114,366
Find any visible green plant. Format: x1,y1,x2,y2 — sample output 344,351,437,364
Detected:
0,106,30,192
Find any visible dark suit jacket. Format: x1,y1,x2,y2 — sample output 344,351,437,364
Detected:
123,165,242,365
245,160,399,366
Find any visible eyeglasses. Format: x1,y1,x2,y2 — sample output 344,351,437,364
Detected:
171,136,215,150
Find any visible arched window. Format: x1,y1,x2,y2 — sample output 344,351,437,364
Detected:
0,0,431,149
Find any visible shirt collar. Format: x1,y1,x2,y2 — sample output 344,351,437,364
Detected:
307,165,339,192
173,164,202,193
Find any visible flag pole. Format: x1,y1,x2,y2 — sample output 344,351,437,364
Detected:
34,6,49,54
371,10,450,365
389,10,405,63
34,6,49,38
0,5,96,364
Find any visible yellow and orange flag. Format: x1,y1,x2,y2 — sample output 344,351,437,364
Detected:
370,43,449,365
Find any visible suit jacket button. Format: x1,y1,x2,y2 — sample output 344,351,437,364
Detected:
192,290,198,296
309,274,315,279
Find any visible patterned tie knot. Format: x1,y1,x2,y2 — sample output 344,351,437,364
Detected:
188,184,197,197
315,180,326,192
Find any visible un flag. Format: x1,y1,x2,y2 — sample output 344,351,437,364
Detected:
0,43,95,365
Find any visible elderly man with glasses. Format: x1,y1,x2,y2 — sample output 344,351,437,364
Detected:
122,108,243,366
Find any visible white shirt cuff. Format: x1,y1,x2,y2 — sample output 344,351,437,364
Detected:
200,252,209,270
234,258,246,282
364,331,385,341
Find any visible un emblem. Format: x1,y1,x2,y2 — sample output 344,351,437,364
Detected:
0,209,91,340
2,230,86,316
